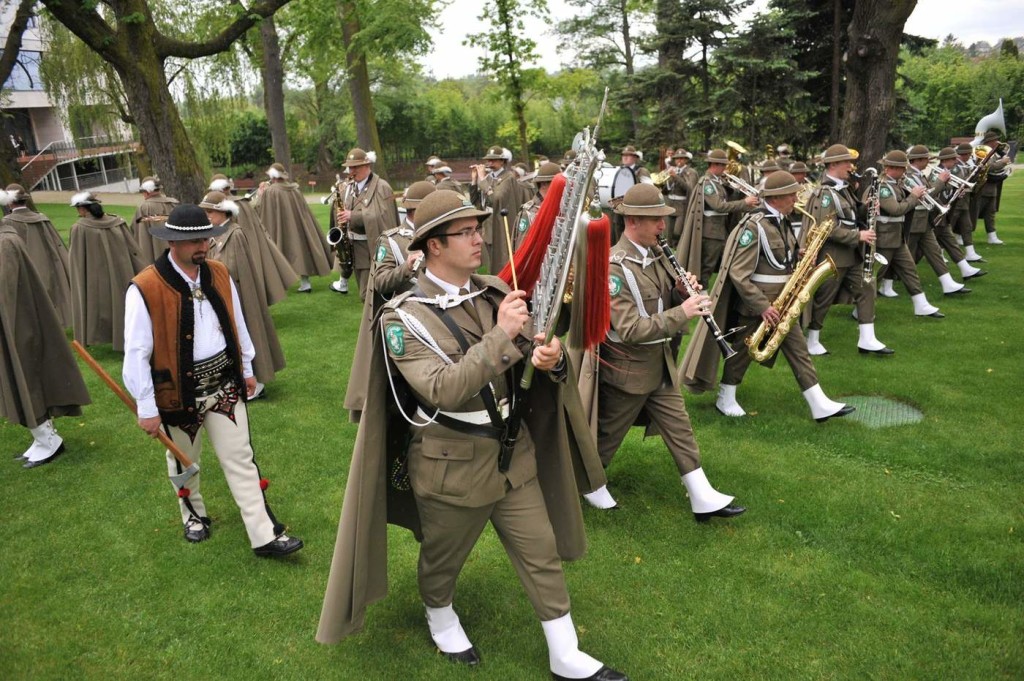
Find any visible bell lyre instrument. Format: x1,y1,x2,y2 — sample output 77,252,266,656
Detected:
655,234,737,360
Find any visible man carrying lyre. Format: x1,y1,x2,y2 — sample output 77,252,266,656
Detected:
317,190,627,681
680,172,855,422
803,144,891,357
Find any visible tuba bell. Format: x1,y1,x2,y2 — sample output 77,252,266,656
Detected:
970,99,1005,147
726,140,748,176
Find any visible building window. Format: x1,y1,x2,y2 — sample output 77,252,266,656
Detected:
2,50,44,91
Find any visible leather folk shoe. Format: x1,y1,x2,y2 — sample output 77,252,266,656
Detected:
254,534,304,557
442,646,481,666
552,665,629,681
858,346,894,355
944,287,972,296
964,270,988,280
694,505,747,523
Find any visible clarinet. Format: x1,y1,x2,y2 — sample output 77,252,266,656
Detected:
655,234,737,360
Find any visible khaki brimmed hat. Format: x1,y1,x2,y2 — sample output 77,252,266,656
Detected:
707,148,728,164
267,163,289,180
880,150,910,167
3,183,30,203
425,156,441,168
907,144,931,160
955,142,973,155
937,147,957,161
760,158,780,173
70,191,101,207
982,130,1001,143
483,145,510,161
621,145,640,157
148,203,227,241
139,176,162,193
821,144,856,164
788,161,810,174
762,171,800,197
199,190,239,217
432,163,453,175
672,148,692,160
560,149,577,165
343,148,376,168
402,181,436,209
615,183,675,216
409,190,491,250
534,161,561,183
209,173,234,192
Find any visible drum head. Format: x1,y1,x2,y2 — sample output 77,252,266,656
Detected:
611,166,637,200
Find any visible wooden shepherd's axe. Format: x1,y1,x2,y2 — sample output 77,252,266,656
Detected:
72,341,200,488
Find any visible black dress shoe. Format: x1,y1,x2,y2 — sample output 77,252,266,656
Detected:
944,287,971,296
23,443,65,469
815,405,856,423
919,311,945,318
184,524,210,543
858,346,895,355
552,665,629,681
254,534,304,557
441,646,481,666
964,270,988,280
694,505,747,523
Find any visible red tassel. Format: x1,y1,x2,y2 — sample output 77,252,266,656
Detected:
259,478,269,491
497,173,567,297
582,214,611,349
177,487,191,498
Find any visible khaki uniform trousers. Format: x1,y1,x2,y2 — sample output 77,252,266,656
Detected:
877,243,924,296
723,311,818,391
952,208,974,246
163,388,277,548
700,236,726,287
597,381,701,476
343,238,371,301
976,193,998,234
810,265,877,329
906,226,949,276
414,476,570,622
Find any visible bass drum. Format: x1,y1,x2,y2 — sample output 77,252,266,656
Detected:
596,164,638,209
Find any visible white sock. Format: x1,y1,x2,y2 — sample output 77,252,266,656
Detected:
955,259,979,277
911,292,939,316
542,613,603,679
806,329,828,356
715,383,745,417
681,468,735,514
802,383,847,420
425,605,473,654
938,272,963,293
857,323,886,351
583,485,618,510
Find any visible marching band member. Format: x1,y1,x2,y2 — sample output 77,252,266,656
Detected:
132,176,178,263
469,145,533,273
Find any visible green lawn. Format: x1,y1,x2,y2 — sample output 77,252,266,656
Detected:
2,186,1021,680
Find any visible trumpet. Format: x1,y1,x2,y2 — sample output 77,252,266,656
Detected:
655,235,738,360
944,173,975,191
723,172,759,199
903,176,949,216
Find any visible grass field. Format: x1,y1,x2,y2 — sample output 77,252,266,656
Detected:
2,183,1021,680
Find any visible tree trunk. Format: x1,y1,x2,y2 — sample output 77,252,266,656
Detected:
830,0,842,140
114,58,206,202
620,0,640,141
260,16,292,172
339,1,386,179
313,77,336,180
840,0,917,170
0,0,36,186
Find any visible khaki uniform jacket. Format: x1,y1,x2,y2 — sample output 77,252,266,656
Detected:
877,177,918,249
69,213,146,352
435,177,466,197
254,181,333,277
471,168,533,272
677,173,750,274
345,174,400,272
317,273,602,644
132,194,178,263
803,179,863,268
235,197,298,305
602,236,691,396
978,156,1009,197
1,208,72,328
513,194,542,254
665,165,698,202
209,220,286,383
0,225,90,427
343,222,419,420
904,167,945,234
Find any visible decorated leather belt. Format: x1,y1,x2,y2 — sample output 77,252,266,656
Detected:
605,329,669,346
193,351,234,396
751,273,790,284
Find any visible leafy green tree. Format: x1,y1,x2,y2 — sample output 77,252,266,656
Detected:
0,0,37,185
466,0,550,162
39,0,291,202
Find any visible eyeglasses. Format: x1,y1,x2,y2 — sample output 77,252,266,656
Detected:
439,225,484,239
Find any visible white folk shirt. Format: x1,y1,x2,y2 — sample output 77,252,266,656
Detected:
123,255,255,419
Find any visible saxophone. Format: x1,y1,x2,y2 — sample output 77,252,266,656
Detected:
326,176,355,279
746,206,837,363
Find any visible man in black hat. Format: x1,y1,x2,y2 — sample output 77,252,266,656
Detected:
317,190,625,681
123,204,303,557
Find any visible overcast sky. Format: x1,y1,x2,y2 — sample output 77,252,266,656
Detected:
420,0,1024,80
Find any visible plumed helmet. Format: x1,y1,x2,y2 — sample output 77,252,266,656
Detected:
344,148,377,167
199,190,240,216
139,176,162,193
267,163,289,179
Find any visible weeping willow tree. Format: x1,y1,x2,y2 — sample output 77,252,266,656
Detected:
38,0,290,202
